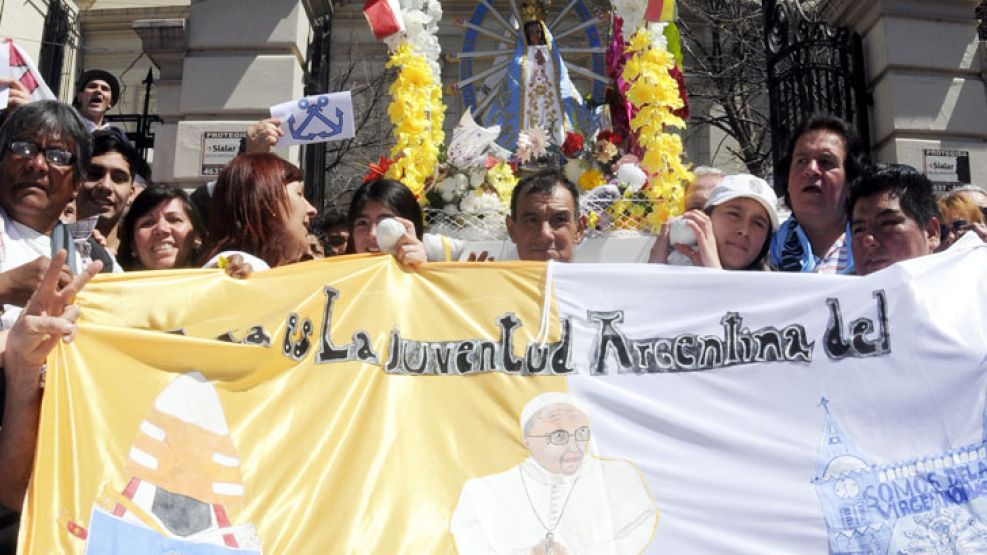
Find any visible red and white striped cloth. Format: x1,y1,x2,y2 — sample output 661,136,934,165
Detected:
1,39,56,104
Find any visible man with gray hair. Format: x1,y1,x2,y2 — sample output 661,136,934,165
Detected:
0,101,106,328
451,392,657,554
684,166,725,211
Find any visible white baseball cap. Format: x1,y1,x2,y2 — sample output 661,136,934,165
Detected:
704,174,780,230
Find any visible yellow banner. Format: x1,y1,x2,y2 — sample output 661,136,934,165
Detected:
21,256,571,554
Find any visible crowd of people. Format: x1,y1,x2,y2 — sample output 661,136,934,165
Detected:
0,68,984,549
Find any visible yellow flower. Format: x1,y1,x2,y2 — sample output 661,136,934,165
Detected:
385,42,446,198
578,168,605,191
618,28,692,231
486,162,518,206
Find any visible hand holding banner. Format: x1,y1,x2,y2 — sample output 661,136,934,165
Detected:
269,92,355,146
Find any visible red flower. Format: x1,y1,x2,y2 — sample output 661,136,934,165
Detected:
596,130,623,146
364,156,397,183
561,132,585,157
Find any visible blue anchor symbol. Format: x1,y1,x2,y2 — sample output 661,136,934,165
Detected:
287,96,346,141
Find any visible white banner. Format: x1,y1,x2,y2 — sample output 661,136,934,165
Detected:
269,91,355,146
554,237,987,553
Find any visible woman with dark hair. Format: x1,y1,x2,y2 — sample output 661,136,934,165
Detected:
650,175,779,271
118,184,205,271
118,184,252,277
346,178,429,265
200,153,317,270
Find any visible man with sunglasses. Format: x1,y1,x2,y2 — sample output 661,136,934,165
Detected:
451,392,657,554
0,101,104,328
75,129,141,256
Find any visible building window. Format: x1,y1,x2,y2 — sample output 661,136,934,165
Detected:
39,0,71,97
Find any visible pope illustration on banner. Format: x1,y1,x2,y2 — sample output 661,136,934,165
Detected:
451,392,658,554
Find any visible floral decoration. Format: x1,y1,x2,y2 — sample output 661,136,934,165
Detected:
621,24,693,231
384,42,446,198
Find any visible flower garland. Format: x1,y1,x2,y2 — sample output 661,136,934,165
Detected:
621,25,693,231
384,42,445,198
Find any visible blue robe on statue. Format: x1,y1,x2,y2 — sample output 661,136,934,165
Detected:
482,22,599,151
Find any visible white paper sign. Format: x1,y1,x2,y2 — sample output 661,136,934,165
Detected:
269,92,355,146
0,40,55,108
0,43,10,108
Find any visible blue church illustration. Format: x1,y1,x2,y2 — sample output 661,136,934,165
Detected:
813,398,987,554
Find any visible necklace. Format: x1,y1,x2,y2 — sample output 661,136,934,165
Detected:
518,464,581,554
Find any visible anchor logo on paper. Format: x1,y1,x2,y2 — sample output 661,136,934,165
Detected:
287,96,345,141
812,398,987,554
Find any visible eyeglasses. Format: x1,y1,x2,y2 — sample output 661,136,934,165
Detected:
940,220,970,237
86,164,132,185
528,426,591,445
8,141,74,166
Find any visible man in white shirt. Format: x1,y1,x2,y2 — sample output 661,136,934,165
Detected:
0,100,109,328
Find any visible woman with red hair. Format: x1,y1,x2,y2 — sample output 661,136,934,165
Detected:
200,153,317,269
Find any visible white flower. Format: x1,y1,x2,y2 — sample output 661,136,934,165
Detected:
436,177,456,194
516,135,534,164
616,163,648,193
563,159,587,183
451,173,469,191
611,0,648,38
517,127,549,164
526,128,548,156
459,191,502,214
469,168,486,187
441,189,455,203
646,23,669,50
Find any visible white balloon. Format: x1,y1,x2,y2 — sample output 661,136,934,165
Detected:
376,218,406,253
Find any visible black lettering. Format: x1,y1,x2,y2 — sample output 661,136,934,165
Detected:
588,311,633,375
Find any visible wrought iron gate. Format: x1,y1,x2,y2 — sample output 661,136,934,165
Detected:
38,0,72,97
105,69,162,164
763,0,870,185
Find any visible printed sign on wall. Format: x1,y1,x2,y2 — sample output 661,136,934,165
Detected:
200,131,246,176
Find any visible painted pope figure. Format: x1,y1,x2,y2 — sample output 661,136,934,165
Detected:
451,392,658,554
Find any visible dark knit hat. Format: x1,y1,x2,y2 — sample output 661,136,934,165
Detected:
76,69,120,107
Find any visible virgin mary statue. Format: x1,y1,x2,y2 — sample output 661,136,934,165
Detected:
482,0,598,151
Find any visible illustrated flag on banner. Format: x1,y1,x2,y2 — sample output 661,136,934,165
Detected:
269,91,356,146
0,39,56,107
18,237,987,554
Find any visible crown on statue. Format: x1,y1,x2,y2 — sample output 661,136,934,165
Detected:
520,0,548,23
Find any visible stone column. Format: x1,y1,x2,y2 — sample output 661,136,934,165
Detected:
825,0,987,190
136,0,331,187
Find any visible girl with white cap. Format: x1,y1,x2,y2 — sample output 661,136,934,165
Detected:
650,174,780,271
